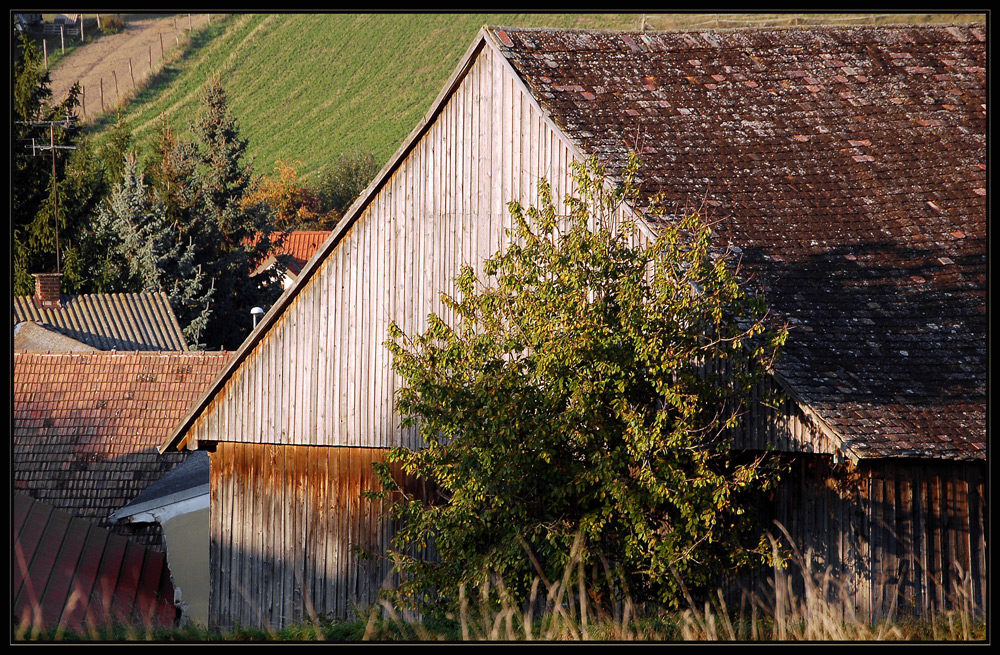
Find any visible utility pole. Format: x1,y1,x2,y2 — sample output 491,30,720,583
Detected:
17,118,78,275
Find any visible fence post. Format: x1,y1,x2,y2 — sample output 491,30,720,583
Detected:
60,25,65,54
188,14,192,31
81,85,86,118
113,70,119,101
43,39,48,70
97,14,102,30
129,58,135,89
159,32,164,58
80,16,84,41
149,45,152,71
100,78,104,112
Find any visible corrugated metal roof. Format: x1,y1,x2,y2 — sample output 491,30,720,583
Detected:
486,24,985,461
13,292,188,351
14,351,232,550
13,493,176,634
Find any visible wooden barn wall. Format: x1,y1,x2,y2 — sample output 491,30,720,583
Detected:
730,455,986,620
208,442,432,631
729,368,841,457
186,45,637,452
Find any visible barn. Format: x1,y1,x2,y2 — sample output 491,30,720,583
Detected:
161,24,986,630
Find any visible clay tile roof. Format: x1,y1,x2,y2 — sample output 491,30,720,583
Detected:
13,351,232,550
13,292,188,351
489,25,985,461
278,231,333,271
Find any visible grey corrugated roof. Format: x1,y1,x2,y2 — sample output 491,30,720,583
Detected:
12,292,188,351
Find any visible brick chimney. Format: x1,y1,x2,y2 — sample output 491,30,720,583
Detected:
33,273,63,309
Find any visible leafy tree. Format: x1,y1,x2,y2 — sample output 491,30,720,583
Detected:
377,156,788,614
246,159,335,229
315,150,378,226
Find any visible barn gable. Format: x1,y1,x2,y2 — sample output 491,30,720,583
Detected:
162,32,636,455
160,24,985,628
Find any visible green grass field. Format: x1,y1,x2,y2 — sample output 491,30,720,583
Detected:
76,13,983,181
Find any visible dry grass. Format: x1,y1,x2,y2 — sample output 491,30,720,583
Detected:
14,529,984,642
363,529,985,642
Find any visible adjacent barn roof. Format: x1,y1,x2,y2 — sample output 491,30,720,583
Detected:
13,351,232,550
486,25,986,461
13,493,176,634
13,291,189,351
109,451,210,524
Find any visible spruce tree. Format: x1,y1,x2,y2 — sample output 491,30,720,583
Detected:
91,154,214,347
166,74,284,349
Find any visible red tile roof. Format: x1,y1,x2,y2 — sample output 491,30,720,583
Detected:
488,25,985,461
278,230,332,273
13,493,176,635
13,351,232,550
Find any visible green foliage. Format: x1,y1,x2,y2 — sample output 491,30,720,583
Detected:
101,14,126,35
76,74,281,349
12,32,88,293
184,73,285,349
315,150,378,225
378,156,789,614
87,153,213,345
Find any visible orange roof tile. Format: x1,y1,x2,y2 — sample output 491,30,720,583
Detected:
13,351,231,550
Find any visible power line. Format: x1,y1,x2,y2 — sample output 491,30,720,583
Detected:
17,119,79,276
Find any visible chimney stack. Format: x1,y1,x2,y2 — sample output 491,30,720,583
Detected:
33,273,63,309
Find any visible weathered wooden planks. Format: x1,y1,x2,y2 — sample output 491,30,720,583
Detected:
733,456,986,620
208,442,414,631
184,46,640,452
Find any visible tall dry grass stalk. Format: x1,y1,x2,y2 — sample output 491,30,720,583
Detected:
363,527,983,642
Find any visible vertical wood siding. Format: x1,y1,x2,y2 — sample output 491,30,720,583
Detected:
730,373,842,457
185,46,638,451
733,456,986,620
209,442,427,631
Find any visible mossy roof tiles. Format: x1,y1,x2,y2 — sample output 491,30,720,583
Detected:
488,25,985,460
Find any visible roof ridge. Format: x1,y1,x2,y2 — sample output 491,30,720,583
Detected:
486,22,984,33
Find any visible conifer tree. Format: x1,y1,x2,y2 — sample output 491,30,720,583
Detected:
13,33,85,294
91,154,213,346
189,74,284,349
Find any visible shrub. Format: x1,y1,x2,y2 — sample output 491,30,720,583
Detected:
315,150,377,223
377,155,788,616
101,14,125,35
